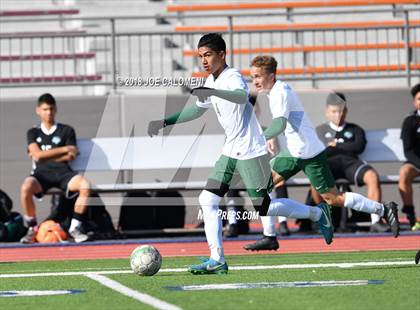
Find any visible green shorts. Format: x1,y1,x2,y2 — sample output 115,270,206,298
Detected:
270,150,335,194
207,154,274,200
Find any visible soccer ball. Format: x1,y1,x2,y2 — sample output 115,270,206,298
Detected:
130,245,162,276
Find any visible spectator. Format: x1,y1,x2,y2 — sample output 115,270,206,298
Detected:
399,83,420,229
20,93,91,243
311,92,388,232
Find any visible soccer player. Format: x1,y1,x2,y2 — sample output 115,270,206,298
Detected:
399,83,420,229
312,92,389,233
20,93,90,243
244,56,399,251
148,33,334,274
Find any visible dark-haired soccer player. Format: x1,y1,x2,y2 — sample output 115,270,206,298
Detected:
20,93,91,243
148,34,334,274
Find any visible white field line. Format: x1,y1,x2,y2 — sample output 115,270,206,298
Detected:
86,274,182,310
170,280,384,291
0,257,410,275
0,260,414,279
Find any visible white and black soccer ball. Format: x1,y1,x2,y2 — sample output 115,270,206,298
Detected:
130,245,162,276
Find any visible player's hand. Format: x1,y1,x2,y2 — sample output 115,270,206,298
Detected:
66,145,79,154
68,150,78,160
328,140,337,147
190,87,214,102
267,139,278,156
148,120,165,137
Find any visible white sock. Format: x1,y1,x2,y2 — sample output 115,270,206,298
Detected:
261,216,276,237
199,190,224,263
267,198,316,219
69,218,82,232
278,216,287,223
371,213,381,224
226,204,237,225
344,192,384,216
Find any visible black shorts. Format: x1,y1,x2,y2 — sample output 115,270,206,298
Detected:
327,156,373,187
31,168,78,198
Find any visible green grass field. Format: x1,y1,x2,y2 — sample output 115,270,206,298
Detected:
0,250,418,310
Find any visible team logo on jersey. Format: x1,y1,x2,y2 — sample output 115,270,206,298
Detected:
52,136,61,145
344,131,353,139
36,137,42,143
325,132,332,139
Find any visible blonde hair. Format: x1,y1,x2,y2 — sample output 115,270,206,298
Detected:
250,56,277,75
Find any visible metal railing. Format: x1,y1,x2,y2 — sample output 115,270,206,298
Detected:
0,8,419,89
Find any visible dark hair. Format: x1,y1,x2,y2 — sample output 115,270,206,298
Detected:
411,83,420,98
326,92,346,106
198,33,226,53
37,93,56,107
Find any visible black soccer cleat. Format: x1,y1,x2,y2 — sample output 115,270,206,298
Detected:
415,250,420,265
244,235,279,251
383,202,400,238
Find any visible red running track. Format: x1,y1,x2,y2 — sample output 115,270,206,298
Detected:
0,235,419,262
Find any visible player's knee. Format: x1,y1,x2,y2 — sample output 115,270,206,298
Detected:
21,178,36,195
321,193,336,206
399,164,412,181
364,169,380,186
78,179,91,196
198,190,222,207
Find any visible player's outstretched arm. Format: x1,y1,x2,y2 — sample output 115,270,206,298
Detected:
263,117,287,140
147,104,207,137
191,87,247,104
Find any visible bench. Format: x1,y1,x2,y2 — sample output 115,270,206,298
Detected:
0,9,80,17
183,42,420,57
167,0,419,13
45,129,417,235
69,129,419,194
0,75,102,84
0,30,86,38
191,63,420,78
0,53,96,61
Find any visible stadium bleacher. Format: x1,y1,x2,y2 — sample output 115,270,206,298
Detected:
167,0,420,13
